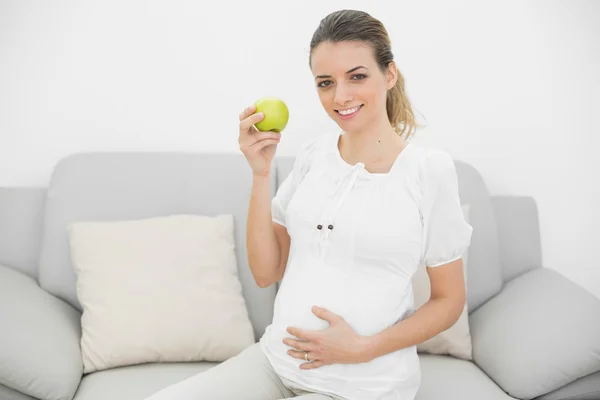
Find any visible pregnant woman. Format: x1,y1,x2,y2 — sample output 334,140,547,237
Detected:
146,9,472,400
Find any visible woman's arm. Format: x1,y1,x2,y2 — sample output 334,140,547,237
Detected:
363,258,466,361
246,174,290,288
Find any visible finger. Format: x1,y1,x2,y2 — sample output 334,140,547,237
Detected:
238,104,257,122
248,138,280,150
250,131,282,142
239,112,264,133
283,338,314,352
287,350,315,361
312,306,342,324
300,360,326,370
286,327,314,341
239,131,281,146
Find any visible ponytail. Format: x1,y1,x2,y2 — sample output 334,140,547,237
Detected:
386,67,416,140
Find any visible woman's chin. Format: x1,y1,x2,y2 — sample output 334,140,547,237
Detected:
337,122,365,135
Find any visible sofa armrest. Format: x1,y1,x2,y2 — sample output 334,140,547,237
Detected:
491,195,542,283
0,264,83,400
470,267,600,400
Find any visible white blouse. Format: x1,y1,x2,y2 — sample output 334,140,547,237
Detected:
259,131,473,400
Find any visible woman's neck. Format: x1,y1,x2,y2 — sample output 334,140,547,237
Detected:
339,119,406,165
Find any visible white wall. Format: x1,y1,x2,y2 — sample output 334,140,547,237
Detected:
1,0,599,298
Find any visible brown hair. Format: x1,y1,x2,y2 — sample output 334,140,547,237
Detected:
309,10,418,139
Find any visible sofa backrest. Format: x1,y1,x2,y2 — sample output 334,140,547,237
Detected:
0,187,46,279
36,152,278,341
1,149,509,338
273,155,504,312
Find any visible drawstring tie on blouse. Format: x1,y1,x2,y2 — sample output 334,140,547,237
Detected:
316,162,365,246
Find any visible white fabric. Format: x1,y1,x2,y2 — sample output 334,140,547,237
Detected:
261,131,473,400
414,204,473,360
68,214,255,373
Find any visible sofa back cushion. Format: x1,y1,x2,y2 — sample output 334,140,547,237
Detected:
37,152,277,340
453,160,503,311
68,214,255,373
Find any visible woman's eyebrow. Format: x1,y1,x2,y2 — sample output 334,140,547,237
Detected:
314,66,368,80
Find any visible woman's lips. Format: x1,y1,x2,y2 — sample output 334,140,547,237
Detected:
335,105,363,120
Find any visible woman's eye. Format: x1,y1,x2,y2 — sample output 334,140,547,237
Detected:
317,74,367,88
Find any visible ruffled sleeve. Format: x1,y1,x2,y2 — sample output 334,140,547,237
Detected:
420,149,473,268
271,139,317,228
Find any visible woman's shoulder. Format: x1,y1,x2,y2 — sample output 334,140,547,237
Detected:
402,143,458,189
406,143,456,172
407,142,454,161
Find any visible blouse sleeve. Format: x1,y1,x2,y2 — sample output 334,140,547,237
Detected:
420,150,473,268
271,139,317,228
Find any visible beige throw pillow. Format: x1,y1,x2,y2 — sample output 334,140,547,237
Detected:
68,214,255,373
413,204,472,360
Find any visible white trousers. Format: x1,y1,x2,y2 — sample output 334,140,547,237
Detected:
145,343,343,400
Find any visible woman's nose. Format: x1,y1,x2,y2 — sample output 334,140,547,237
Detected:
333,84,353,106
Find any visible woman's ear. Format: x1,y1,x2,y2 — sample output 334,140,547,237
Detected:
386,61,398,90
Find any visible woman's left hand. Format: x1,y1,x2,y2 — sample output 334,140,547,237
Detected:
283,306,372,369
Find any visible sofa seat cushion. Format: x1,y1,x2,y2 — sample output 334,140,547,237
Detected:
72,354,516,400
416,354,517,400
535,370,600,400
72,361,218,400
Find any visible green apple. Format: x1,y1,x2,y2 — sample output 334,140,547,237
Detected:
254,97,289,133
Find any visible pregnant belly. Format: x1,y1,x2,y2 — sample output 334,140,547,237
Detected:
273,255,412,338
262,255,417,397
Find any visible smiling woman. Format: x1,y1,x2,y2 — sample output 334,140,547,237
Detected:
309,14,416,141
145,9,472,400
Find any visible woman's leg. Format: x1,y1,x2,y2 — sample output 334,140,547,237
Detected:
280,377,344,400
145,343,294,400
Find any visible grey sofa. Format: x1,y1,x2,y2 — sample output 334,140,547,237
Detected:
1,151,599,400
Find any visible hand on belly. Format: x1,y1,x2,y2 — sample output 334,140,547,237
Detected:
282,305,372,370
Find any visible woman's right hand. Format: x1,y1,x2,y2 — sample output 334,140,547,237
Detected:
238,104,282,177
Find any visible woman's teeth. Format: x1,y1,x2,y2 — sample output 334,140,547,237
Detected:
338,105,361,115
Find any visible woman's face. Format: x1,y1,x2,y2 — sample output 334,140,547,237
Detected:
310,41,396,133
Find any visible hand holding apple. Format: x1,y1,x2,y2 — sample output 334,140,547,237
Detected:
238,101,285,177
